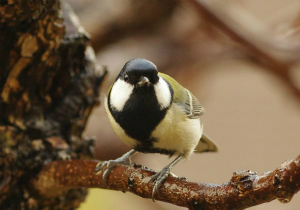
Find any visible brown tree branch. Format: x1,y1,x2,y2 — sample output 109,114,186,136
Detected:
34,154,300,209
67,0,177,52
184,0,300,64
184,0,300,101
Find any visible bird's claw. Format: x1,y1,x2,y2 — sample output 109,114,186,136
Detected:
150,167,171,202
95,155,132,187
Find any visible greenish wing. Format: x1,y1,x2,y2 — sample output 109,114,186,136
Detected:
184,90,205,119
159,73,205,119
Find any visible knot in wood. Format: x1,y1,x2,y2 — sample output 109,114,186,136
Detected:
230,170,257,193
231,170,257,182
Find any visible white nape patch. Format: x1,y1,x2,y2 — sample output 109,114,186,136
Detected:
154,77,172,110
110,79,134,111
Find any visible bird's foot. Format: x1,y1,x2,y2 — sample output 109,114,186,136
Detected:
95,149,136,187
150,165,172,202
149,154,184,201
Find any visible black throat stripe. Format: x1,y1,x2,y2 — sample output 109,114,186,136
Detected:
108,78,174,150
109,86,166,142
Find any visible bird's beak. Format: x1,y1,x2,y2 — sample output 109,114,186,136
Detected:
137,76,150,87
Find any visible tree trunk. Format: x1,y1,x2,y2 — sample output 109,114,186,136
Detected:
0,1,106,209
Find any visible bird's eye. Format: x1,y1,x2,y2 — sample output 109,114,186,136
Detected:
124,74,129,82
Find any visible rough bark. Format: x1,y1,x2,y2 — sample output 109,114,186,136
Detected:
34,154,300,210
0,1,106,209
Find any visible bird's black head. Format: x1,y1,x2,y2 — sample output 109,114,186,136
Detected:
118,58,159,87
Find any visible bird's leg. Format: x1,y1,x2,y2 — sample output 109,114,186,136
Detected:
95,149,137,186
150,154,184,201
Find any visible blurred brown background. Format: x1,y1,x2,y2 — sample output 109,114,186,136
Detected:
65,0,300,209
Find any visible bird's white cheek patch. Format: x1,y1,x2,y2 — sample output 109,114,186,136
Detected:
154,77,171,110
110,79,134,111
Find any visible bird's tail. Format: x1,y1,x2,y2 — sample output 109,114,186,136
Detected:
194,133,219,153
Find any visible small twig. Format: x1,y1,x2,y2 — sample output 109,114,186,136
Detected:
34,154,300,209
184,0,299,64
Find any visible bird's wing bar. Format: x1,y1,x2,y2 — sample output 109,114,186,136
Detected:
184,89,205,119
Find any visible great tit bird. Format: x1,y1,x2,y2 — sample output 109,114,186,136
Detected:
95,58,218,201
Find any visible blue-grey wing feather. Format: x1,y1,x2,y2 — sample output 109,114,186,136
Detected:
183,89,205,119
